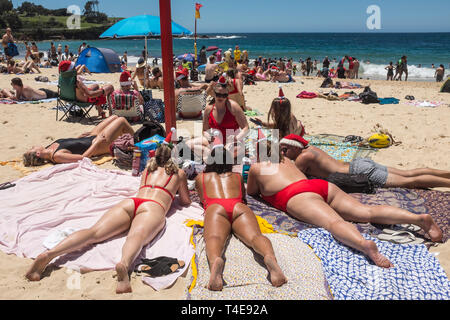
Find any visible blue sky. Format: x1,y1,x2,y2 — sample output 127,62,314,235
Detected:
11,0,450,33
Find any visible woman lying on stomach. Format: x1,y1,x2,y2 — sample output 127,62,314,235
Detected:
25,144,191,294
23,115,134,166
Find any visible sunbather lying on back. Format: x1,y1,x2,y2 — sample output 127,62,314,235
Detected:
280,134,450,190
10,77,58,101
23,115,134,166
0,88,14,100
6,59,41,74
59,61,114,118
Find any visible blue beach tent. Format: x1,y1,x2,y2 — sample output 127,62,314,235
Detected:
75,47,122,73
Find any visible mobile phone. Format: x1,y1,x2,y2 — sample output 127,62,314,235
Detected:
249,118,263,126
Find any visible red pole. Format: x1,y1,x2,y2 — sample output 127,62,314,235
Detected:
159,0,176,131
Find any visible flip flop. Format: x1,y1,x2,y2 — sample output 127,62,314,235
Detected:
0,182,15,190
377,231,424,245
382,224,421,234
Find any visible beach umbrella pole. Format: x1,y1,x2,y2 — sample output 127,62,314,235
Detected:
144,35,148,89
159,0,177,130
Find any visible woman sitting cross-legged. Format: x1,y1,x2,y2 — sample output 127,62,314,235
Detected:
26,144,191,294
23,115,134,166
195,140,287,291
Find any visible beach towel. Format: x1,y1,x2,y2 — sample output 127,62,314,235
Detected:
0,159,204,291
405,100,446,108
378,97,400,105
296,91,318,99
0,98,58,105
298,228,450,300
185,232,332,300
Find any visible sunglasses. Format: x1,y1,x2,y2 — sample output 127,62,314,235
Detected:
281,147,288,154
215,92,229,98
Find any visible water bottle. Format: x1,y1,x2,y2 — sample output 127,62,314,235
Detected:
242,157,251,183
132,149,142,177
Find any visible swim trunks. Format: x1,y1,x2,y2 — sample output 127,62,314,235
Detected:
349,158,388,188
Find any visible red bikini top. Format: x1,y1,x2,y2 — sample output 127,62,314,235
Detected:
140,169,175,200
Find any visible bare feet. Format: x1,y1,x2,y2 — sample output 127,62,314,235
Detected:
25,252,51,281
264,255,287,287
208,257,224,291
363,240,394,268
420,214,443,242
115,262,132,294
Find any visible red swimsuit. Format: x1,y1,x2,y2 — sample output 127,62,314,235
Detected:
208,100,240,141
262,179,329,212
130,170,175,219
201,173,243,223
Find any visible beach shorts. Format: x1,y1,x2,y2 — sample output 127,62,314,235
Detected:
349,158,388,188
39,88,59,99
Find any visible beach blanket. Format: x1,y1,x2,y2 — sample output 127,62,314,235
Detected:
298,228,450,300
0,159,204,291
185,232,332,300
405,100,446,108
305,134,377,162
296,91,318,99
378,97,400,105
0,98,57,105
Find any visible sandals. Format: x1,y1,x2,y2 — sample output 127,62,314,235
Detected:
344,135,364,143
382,224,421,234
377,230,424,245
405,95,415,101
134,256,185,278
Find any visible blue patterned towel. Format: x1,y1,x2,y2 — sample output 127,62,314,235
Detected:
298,228,450,300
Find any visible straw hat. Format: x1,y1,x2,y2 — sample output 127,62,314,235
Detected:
136,57,146,69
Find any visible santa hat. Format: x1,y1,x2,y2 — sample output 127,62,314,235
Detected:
176,68,189,80
211,130,224,150
257,127,266,143
218,73,227,86
119,71,132,86
280,134,309,149
278,85,285,99
59,60,75,73
163,128,176,145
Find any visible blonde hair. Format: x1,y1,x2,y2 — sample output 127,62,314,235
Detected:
23,152,46,167
146,145,178,175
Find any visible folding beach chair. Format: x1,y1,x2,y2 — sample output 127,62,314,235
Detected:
177,90,207,119
56,70,96,122
107,90,144,123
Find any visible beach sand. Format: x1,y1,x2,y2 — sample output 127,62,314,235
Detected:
0,68,449,299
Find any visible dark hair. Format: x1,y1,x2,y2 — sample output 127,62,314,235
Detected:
204,146,234,174
226,69,236,78
152,67,161,77
11,78,23,87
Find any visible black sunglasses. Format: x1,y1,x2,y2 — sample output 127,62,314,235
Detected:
215,92,229,98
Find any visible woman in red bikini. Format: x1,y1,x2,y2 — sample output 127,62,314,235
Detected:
186,79,249,162
26,144,191,294
195,143,287,291
247,140,443,269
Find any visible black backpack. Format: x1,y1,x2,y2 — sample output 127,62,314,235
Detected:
326,172,376,194
133,120,166,144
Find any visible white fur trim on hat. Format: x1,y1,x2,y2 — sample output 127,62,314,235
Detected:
280,138,305,149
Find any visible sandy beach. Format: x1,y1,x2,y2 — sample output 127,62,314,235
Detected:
0,68,449,299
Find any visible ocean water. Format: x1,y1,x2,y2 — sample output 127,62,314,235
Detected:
19,33,450,80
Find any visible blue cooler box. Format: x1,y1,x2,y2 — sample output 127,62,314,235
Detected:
135,134,165,170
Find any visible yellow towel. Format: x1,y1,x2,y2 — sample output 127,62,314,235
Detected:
184,216,297,293
1,156,114,178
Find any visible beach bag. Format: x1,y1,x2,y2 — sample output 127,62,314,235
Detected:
110,133,135,169
190,69,199,81
320,77,333,88
134,120,166,144
359,87,379,104
143,98,165,123
326,172,376,194
368,133,392,148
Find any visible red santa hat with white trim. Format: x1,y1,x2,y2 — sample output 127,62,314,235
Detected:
120,71,132,86
278,85,285,99
280,134,309,149
218,73,227,86
163,127,177,145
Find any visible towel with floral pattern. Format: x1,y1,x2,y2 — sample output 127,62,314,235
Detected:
298,228,450,300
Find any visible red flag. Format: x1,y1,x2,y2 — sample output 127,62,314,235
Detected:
195,3,203,19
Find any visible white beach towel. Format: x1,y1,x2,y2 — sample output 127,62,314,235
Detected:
0,159,204,290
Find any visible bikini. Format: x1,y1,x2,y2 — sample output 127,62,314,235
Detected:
208,100,240,140
262,179,329,212
201,173,243,223
130,169,175,219
229,79,239,95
